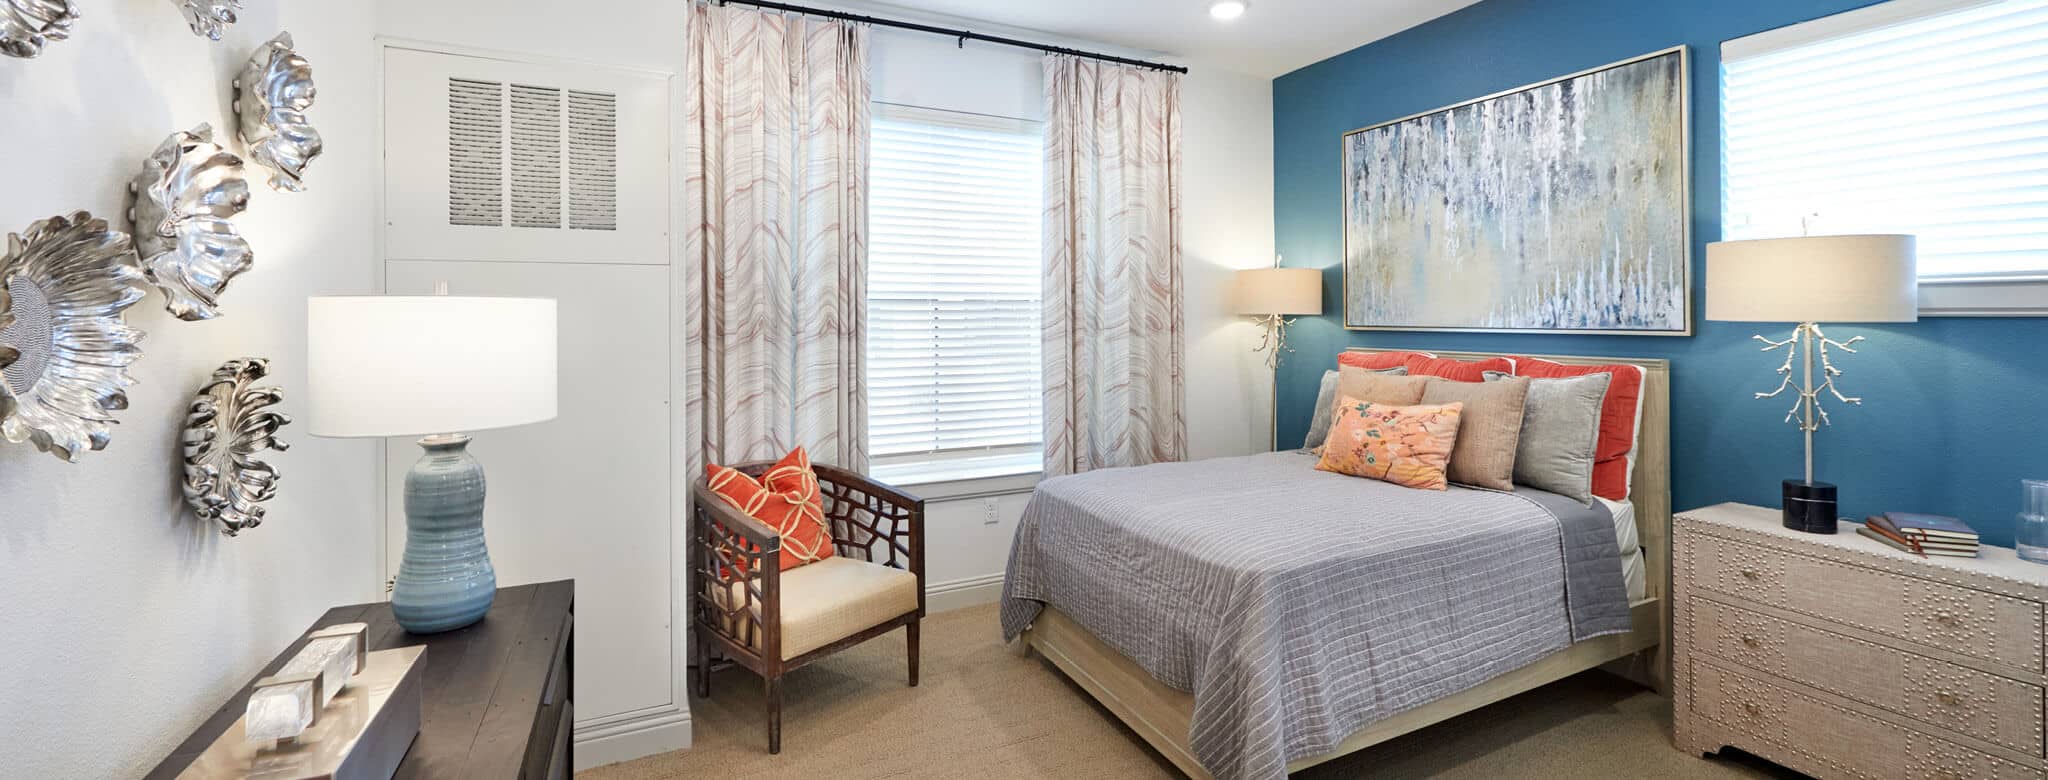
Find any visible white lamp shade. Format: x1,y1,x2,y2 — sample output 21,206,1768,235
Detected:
306,296,558,438
1706,234,1918,323
1233,268,1323,315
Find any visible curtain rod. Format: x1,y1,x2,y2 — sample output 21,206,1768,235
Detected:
714,0,1191,74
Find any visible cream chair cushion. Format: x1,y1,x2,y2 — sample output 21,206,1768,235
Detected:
719,557,919,660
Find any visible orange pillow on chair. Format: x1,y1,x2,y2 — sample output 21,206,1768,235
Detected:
706,447,835,571
1405,355,1515,382
1336,350,1433,371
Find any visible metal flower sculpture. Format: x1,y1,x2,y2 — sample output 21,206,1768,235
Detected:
0,280,16,371
182,358,289,536
233,32,322,192
0,212,148,462
0,0,79,59
128,124,254,321
169,0,238,40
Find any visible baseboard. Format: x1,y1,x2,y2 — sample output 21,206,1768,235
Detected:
573,703,692,771
926,572,1005,613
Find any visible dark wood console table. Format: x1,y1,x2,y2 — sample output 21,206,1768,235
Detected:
148,580,574,779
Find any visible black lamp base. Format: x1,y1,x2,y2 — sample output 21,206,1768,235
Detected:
1782,479,1839,534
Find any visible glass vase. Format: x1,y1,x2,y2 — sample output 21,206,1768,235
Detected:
2018,479,2048,564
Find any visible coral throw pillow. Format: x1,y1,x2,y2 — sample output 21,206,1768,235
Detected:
705,447,834,571
1337,350,1433,371
1405,355,1516,382
1315,397,1464,491
1513,357,1644,502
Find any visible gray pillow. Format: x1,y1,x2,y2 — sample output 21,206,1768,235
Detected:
1304,366,1407,450
1484,369,1609,504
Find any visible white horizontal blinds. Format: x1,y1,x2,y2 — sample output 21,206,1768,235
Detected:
867,103,1045,466
1722,0,2048,278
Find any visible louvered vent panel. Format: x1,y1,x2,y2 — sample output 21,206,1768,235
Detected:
510,84,564,229
567,90,619,231
447,78,504,227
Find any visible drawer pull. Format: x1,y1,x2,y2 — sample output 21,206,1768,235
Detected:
1741,701,1761,717
1934,612,1960,627
1739,568,1762,581
1740,635,1762,648
1936,691,1965,707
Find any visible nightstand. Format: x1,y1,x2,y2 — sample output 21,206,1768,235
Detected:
1675,504,2048,778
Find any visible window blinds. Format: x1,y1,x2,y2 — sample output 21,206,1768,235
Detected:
866,104,1044,471
1721,0,2048,279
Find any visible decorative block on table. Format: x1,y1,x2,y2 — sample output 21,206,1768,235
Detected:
184,645,425,780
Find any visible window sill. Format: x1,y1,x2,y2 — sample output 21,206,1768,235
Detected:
869,454,1043,501
1919,276,2048,317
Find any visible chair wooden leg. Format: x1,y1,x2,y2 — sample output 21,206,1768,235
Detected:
906,620,921,687
764,675,783,755
691,630,711,699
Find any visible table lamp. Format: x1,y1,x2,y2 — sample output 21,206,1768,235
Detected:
1706,234,1916,534
307,292,557,633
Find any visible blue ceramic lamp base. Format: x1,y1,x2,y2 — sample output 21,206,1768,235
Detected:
391,434,497,634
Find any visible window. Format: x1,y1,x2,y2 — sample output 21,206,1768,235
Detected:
866,104,1044,484
1721,0,2048,314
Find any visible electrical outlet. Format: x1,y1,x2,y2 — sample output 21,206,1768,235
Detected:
981,498,1001,525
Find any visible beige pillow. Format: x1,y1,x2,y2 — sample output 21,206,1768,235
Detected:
1337,365,1430,407
1419,376,1530,491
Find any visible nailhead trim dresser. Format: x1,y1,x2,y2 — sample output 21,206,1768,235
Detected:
1677,504,2048,779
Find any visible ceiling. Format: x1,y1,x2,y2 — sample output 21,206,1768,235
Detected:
857,0,1481,77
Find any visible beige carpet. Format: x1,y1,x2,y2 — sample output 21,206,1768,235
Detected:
582,604,1803,779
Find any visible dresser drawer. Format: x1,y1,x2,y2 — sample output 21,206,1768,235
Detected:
1690,596,2046,756
1692,533,2044,672
1693,662,2045,779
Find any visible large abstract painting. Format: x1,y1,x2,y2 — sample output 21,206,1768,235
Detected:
1343,46,1690,334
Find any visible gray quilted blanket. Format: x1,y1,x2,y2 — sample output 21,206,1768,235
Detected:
999,451,1631,780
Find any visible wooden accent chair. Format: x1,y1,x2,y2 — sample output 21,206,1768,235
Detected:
688,461,926,754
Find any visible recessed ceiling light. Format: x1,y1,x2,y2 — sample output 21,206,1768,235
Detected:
1209,0,1248,21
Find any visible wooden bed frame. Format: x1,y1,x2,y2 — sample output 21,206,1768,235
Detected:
1016,349,1672,779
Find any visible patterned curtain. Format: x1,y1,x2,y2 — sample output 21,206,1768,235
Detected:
1041,56,1187,476
681,2,869,473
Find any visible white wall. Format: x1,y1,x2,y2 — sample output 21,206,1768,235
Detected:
1181,67,1279,460
0,4,380,777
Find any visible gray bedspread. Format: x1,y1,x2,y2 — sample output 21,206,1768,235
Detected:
999,451,1631,780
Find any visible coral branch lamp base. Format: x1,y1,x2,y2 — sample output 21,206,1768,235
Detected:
1783,479,1839,534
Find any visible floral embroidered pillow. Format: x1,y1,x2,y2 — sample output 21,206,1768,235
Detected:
1314,397,1465,491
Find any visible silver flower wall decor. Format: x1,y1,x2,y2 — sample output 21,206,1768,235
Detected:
234,32,322,192
0,281,16,371
0,0,79,59
170,0,238,40
0,212,148,462
128,123,254,321
182,358,289,536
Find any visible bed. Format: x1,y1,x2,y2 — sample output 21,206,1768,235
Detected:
1003,350,1671,780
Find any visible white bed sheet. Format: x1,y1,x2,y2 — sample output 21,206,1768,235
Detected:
1597,496,1646,602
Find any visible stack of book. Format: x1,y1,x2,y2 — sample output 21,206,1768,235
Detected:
1858,512,1980,558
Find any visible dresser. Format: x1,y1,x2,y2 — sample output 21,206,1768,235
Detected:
1676,504,2048,779
148,580,575,779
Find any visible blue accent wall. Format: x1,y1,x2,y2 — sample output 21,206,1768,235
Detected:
1273,0,2048,547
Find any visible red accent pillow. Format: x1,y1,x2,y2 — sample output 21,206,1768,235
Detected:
1336,350,1433,371
1405,355,1515,383
705,447,834,572
1513,357,1644,501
